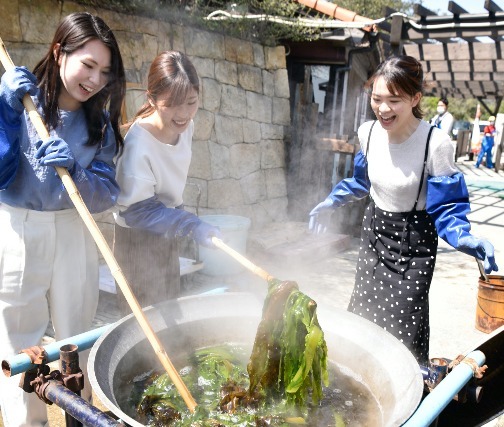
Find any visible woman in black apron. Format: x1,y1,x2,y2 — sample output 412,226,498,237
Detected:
309,55,498,365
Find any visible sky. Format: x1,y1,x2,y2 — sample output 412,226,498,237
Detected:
419,0,504,15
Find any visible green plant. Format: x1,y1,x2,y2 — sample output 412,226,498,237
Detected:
74,0,419,46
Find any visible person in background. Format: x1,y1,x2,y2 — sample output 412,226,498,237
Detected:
430,97,454,136
308,55,498,365
113,50,221,316
0,12,125,426
475,115,497,169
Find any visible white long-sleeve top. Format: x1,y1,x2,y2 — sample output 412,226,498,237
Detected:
358,119,459,212
114,120,193,227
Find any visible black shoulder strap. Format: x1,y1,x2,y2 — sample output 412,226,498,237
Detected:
364,121,377,185
412,125,435,210
365,120,377,157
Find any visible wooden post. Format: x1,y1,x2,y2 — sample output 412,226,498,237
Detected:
390,15,404,56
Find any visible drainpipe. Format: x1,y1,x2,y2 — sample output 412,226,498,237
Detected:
328,43,377,138
329,40,378,185
338,70,349,137
328,70,340,138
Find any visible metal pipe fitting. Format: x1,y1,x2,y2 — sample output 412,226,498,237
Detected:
43,381,124,427
2,325,110,377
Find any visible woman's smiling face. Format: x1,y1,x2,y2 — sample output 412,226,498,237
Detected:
370,75,421,134
155,88,199,135
57,38,111,111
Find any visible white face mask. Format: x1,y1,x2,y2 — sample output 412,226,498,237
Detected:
437,106,446,115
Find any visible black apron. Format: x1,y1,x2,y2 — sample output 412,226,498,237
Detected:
348,122,438,364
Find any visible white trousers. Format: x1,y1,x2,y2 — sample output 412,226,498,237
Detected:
0,204,99,427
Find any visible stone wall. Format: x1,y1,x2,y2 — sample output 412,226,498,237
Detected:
0,0,291,234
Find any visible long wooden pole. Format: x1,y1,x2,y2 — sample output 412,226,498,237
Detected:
211,237,273,282
0,37,197,413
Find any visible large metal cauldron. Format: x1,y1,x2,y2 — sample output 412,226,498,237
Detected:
89,292,423,426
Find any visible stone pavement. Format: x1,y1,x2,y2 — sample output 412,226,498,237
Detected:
36,157,504,426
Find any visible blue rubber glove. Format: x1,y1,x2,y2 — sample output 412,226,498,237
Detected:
426,173,499,274
308,150,370,234
308,198,334,234
194,222,223,248
35,137,75,170
0,67,39,188
458,236,498,274
121,197,223,246
0,66,39,114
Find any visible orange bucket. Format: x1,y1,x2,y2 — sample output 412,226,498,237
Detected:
475,275,504,333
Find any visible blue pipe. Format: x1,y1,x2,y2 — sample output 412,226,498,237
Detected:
402,350,486,427
3,287,230,377
44,381,124,427
2,325,110,377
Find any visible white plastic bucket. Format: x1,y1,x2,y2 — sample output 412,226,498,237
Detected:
198,215,251,276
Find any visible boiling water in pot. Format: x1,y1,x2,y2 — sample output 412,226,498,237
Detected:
113,343,381,426
89,294,423,426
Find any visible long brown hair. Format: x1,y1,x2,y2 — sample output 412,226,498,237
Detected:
365,55,425,119
123,50,199,133
33,12,126,151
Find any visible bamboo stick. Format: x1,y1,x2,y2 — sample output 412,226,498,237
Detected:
0,37,197,413
211,237,273,282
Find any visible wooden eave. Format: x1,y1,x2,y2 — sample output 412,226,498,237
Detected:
388,1,504,102
286,39,348,64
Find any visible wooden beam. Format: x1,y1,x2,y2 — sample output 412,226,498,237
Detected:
403,43,420,58
408,28,504,40
408,9,504,24
448,1,469,16
377,7,395,32
427,83,504,96
479,98,496,116
390,15,404,49
315,137,354,153
485,0,503,13
472,42,498,60
397,11,504,101
286,40,346,64
427,61,450,72
416,60,498,74
414,4,437,18
446,43,472,60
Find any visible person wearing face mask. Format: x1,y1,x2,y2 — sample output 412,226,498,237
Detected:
430,97,454,136
475,116,497,169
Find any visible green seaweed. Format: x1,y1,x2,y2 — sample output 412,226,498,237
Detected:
248,279,329,407
136,280,329,426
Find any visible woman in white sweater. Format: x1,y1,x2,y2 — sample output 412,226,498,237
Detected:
309,55,498,364
113,51,221,315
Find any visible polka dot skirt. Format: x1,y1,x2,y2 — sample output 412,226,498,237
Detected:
348,202,438,365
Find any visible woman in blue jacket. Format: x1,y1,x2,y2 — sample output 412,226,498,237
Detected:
0,12,125,426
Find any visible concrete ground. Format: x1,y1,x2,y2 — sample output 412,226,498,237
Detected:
2,157,504,426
